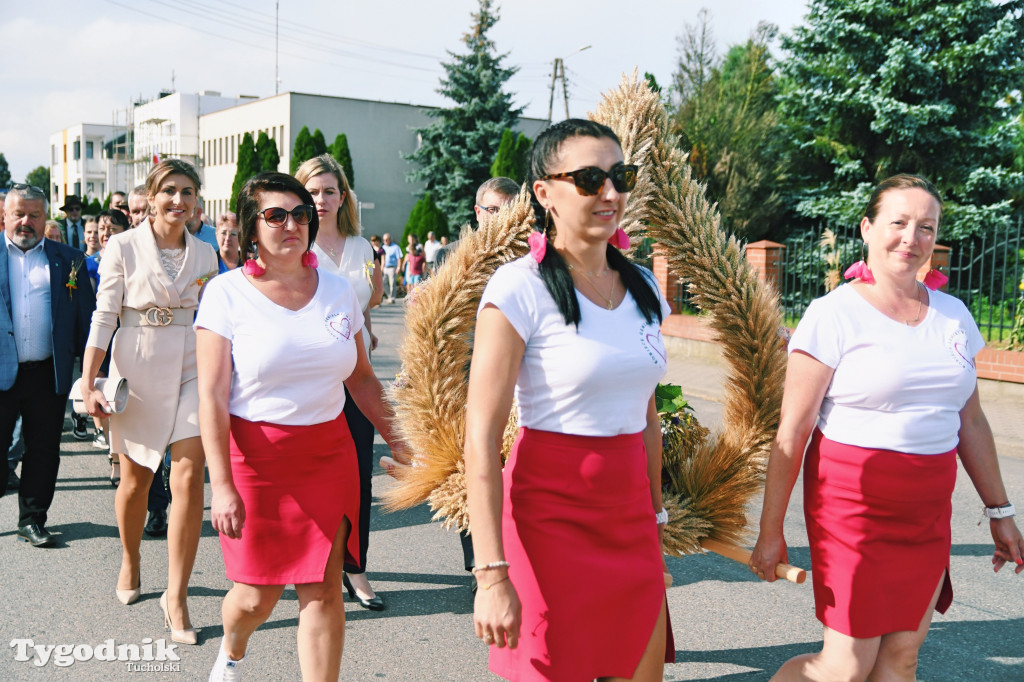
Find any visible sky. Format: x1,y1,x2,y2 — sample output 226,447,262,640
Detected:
0,0,810,182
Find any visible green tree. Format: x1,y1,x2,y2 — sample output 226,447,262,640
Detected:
86,197,102,214
230,132,259,211
777,0,1024,238
255,132,280,172
670,13,786,240
489,128,531,183
290,126,315,174
406,0,522,227
403,192,449,243
329,133,355,187
311,129,328,157
24,166,50,200
0,153,10,188
102,193,111,210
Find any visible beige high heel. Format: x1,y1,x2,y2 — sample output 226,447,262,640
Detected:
160,591,198,645
115,575,140,605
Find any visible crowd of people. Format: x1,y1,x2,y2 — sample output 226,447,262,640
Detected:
1,123,1022,681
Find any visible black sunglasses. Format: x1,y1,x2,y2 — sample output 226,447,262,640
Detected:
539,164,638,196
258,205,315,228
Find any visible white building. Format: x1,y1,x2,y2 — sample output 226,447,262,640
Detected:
49,123,123,212
199,91,546,235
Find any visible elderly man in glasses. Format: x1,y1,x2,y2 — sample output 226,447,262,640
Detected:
434,177,520,273
0,184,96,547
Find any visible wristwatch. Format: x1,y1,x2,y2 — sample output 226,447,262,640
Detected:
655,507,669,525
983,502,1016,519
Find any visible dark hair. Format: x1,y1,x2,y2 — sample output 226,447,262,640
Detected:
863,174,943,224
96,208,129,231
528,118,662,328
237,172,319,260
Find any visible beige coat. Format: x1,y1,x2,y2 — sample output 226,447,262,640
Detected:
86,221,218,471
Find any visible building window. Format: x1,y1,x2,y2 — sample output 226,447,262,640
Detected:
74,181,81,196
86,141,94,159
73,140,81,160
51,145,56,165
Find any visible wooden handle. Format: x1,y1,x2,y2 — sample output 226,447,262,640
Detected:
700,538,806,584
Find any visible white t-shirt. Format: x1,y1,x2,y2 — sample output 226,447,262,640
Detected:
313,235,375,357
194,268,364,425
423,239,442,264
479,256,671,436
789,284,983,455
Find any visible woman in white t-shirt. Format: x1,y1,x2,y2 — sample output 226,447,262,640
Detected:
750,174,1024,681
464,119,674,681
296,154,387,611
195,172,407,681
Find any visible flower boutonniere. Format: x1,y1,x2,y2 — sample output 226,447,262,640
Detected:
195,271,218,288
363,259,375,291
66,256,85,299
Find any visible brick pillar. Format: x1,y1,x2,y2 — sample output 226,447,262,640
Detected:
917,244,951,291
744,240,786,288
652,244,680,314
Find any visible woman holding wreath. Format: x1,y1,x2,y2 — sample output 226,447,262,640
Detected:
196,172,406,680
81,159,218,643
750,174,1024,681
464,119,674,681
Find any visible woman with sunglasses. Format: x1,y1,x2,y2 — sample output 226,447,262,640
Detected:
82,159,218,642
196,172,407,680
464,119,674,681
296,154,386,611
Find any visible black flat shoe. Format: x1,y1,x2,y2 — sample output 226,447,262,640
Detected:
144,509,168,537
17,523,55,547
343,574,385,611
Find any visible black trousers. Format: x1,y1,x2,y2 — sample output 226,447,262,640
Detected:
461,528,475,571
0,360,68,527
342,386,376,574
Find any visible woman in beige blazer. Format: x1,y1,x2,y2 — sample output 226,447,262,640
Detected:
82,159,218,645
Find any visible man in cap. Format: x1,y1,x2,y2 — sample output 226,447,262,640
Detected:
58,195,86,250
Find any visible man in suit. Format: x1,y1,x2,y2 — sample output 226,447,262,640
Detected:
58,195,85,250
1,184,95,547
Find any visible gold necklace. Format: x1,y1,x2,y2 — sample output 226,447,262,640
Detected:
568,263,617,309
883,283,925,325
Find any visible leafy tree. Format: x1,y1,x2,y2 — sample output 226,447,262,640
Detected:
255,131,280,172
24,166,50,200
311,129,328,157
102,193,111,210
670,12,787,240
406,0,522,227
230,132,259,211
329,133,355,187
0,153,10,188
777,0,1024,238
489,128,531,183
403,192,449,243
86,197,102,214
290,126,315,173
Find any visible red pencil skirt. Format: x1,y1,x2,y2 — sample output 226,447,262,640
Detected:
803,430,956,638
219,411,360,585
489,428,674,682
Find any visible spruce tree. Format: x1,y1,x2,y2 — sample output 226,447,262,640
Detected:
329,133,355,187
255,132,280,172
290,126,315,173
778,0,1024,238
230,132,259,211
311,129,328,156
406,0,522,227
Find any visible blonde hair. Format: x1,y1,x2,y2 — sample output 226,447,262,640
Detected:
295,153,360,237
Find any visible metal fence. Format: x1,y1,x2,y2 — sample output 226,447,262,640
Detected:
665,216,1024,342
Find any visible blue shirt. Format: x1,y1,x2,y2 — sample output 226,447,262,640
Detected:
382,243,402,268
193,223,219,251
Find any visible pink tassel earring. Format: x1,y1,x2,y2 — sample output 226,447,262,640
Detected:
243,259,265,277
843,260,874,284
608,228,630,250
922,268,948,290
302,251,319,268
528,231,547,263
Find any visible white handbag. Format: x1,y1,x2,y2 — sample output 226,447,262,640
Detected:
71,377,129,415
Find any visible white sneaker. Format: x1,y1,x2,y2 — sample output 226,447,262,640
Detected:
208,644,243,682
92,432,108,449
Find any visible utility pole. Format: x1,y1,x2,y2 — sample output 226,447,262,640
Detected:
546,46,591,123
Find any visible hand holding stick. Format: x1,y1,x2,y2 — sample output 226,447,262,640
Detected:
701,538,806,584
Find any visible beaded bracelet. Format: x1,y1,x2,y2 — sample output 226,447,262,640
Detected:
472,560,510,574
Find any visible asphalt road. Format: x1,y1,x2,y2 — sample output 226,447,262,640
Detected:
0,303,1021,681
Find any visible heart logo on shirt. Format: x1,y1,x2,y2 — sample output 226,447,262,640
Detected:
946,328,974,370
325,313,352,341
639,324,667,367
